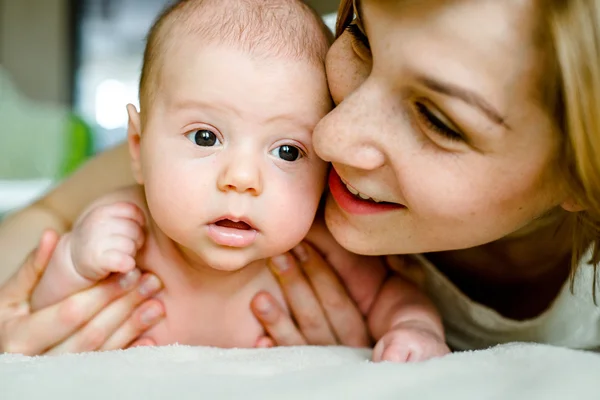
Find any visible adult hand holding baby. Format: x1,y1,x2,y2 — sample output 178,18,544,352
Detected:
0,230,164,354
251,218,375,348
252,241,370,348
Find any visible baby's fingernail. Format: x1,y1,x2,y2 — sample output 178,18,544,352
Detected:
292,243,308,263
270,254,291,273
138,274,162,296
119,269,141,289
141,306,164,326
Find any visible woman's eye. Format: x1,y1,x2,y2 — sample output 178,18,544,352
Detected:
270,145,302,162
186,129,221,147
414,102,464,142
347,21,371,52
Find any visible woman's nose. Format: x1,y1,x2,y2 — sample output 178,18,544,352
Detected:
217,153,263,196
313,86,386,171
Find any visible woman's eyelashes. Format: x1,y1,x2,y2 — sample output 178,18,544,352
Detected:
347,22,371,53
413,102,464,143
186,129,221,147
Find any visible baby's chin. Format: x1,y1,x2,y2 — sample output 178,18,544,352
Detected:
192,248,268,273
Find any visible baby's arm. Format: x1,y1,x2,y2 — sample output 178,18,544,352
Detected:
368,274,449,363
30,188,146,311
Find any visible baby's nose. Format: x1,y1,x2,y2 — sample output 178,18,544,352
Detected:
217,157,262,195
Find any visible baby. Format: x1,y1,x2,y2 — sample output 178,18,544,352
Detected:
30,0,449,362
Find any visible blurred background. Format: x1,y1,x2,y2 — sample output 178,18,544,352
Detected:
0,0,339,218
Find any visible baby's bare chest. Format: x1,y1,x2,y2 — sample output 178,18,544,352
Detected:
137,235,284,348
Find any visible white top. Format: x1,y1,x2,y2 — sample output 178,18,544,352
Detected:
417,250,600,351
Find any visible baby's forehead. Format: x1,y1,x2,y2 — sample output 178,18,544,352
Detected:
140,0,331,120
155,46,330,126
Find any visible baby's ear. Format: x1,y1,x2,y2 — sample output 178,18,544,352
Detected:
126,104,144,184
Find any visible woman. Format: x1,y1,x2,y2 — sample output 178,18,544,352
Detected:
2,0,600,354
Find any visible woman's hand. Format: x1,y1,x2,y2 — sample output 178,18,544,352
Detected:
251,218,386,348
251,242,370,347
0,230,165,355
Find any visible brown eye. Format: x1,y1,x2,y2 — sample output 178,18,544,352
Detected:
269,145,303,162
186,129,221,147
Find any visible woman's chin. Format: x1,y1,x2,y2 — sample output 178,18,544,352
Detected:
324,198,384,256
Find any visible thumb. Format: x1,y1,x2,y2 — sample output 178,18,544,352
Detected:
0,230,59,303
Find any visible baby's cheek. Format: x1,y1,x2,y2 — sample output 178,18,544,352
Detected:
263,192,320,255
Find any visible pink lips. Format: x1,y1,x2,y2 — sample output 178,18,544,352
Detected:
207,217,258,248
328,168,406,215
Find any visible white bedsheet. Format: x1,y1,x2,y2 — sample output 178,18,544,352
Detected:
2,343,599,399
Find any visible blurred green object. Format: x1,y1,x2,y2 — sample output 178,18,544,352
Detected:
59,114,94,178
0,66,94,181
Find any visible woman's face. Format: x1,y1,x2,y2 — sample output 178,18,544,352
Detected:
315,0,572,255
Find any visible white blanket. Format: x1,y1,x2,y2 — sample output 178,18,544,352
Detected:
2,344,599,399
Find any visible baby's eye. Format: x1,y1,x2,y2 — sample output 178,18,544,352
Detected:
186,129,221,147
270,145,302,162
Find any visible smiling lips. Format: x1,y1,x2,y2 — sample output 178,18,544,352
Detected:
328,168,406,215
207,218,258,247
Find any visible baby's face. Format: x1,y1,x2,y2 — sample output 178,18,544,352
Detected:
138,43,330,271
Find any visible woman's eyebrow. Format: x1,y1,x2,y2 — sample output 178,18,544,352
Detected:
417,75,510,129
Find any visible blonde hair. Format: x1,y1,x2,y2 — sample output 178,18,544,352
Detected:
336,0,600,287
546,0,600,292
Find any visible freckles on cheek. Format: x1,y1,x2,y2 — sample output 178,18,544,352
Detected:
407,173,491,222
325,39,367,106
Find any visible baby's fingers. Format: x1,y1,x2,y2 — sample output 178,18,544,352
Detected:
103,218,145,251
104,202,146,228
99,250,136,274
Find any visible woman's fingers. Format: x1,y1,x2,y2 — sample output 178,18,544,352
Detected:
254,336,275,348
255,242,370,347
127,337,157,348
45,273,163,354
251,291,307,346
99,298,165,351
2,269,150,355
294,243,371,347
0,230,59,305
268,251,337,345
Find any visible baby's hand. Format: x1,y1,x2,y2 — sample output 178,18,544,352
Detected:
372,323,450,363
70,202,146,281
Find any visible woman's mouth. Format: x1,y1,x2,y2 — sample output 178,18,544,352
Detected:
328,169,406,215
207,218,258,247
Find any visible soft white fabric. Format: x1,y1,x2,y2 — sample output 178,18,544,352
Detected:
2,344,599,399
419,250,600,351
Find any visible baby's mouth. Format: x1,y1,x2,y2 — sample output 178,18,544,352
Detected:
214,219,253,230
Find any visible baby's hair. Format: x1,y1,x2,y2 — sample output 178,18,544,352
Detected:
139,0,332,122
